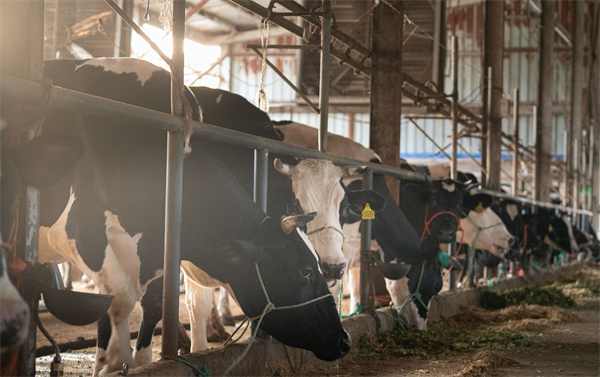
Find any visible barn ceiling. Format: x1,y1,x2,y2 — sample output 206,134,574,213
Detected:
44,0,444,114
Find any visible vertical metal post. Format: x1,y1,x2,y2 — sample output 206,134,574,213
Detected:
318,0,332,152
449,242,457,289
535,0,555,202
162,0,185,360
570,0,584,214
114,0,133,57
254,149,269,213
532,105,538,198
512,88,520,196
450,35,458,180
1,0,44,374
485,66,492,188
359,170,373,310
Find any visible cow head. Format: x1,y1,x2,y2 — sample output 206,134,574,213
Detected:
399,177,463,244
205,215,351,361
459,191,514,256
492,199,524,258
274,158,384,285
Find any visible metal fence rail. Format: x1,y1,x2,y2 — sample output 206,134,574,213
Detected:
0,75,427,182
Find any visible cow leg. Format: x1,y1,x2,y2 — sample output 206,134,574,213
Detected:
217,288,235,326
184,276,213,353
133,278,163,367
347,267,361,315
93,313,111,377
385,277,425,329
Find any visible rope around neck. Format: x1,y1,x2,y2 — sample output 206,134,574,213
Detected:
222,262,333,375
307,225,345,238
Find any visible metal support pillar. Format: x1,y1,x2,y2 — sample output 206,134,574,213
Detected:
570,0,585,212
318,0,332,152
512,89,520,196
162,0,185,360
359,170,373,310
534,0,555,202
369,0,403,201
450,35,458,180
484,0,504,192
254,149,269,212
0,0,44,374
114,0,133,57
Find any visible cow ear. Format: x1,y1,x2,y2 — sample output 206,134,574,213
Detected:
273,157,300,176
209,240,258,268
346,189,386,214
7,133,83,187
438,252,463,271
463,193,493,213
341,166,367,178
281,212,317,235
375,261,411,280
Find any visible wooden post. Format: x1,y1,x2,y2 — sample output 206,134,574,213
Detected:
534,0,554,202
484,0,505,192
318,0,332,152
369,0,403,201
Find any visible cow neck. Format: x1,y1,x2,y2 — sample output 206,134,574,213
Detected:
461,213,504,285
519,224,528,251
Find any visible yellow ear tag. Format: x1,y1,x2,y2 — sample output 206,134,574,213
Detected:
475,202,484,213
362,203,375,220
548,224,553,232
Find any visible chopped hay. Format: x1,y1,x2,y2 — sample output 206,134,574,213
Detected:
448,304,580,331
455,351,519,377
482,285,575,310
558,261,600,287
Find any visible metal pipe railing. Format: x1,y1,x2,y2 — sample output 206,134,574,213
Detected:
0,75,427,182
479,189,593,217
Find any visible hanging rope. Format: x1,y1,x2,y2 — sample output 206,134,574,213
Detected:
255,18,270,112
222,262,333,375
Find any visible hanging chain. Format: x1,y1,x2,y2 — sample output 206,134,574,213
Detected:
256,18,270,112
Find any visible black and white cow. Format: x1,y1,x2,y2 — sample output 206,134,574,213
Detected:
275,122,462,329
178,87,383,353
2,58,350,375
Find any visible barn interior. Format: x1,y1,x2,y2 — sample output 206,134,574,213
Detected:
0,0,599,376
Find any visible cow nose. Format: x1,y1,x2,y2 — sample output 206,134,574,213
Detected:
508,237,515,247
320,262,346,280
340,331,351,355
438,229,455,243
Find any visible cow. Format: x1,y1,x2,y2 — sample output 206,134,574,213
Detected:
2,58,350,375
0,249,29,353
178,87,383,353
274,122,462,329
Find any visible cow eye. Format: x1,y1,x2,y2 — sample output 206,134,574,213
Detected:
300,268,313,279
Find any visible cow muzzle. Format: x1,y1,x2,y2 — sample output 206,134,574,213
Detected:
320,262,346,281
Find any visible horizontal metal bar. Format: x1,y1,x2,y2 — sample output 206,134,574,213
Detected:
479,189,593,217
246,44,321,50
0,75,425,181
